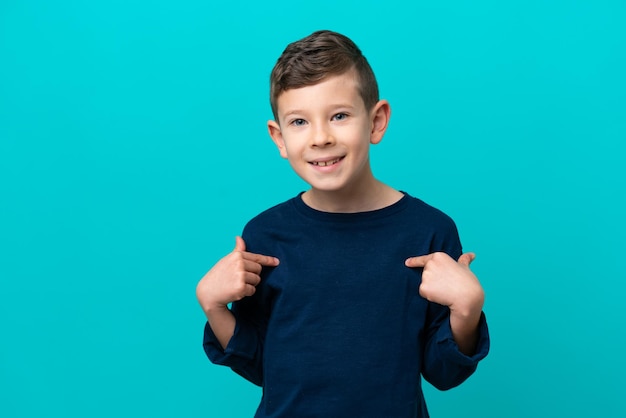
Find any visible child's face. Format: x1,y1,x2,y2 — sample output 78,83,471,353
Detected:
268,70,388,195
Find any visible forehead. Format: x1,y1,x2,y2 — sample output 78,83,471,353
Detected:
275,71,364,116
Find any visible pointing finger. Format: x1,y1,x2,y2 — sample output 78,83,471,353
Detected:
405,254,432,268
234,236,280,266
243,251,280,267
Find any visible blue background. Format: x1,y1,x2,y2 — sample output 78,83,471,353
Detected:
1,1,625,417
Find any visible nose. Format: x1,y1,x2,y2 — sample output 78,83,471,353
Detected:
310,124,335,148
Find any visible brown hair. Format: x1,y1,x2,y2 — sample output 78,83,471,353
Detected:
269,30,379,121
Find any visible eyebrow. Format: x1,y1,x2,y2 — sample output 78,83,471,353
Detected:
282,110,305,118
282,104,356,118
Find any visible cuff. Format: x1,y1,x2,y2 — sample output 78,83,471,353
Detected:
202,319,257,367
435,311,490,366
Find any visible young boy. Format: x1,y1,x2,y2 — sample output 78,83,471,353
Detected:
196,30,489,417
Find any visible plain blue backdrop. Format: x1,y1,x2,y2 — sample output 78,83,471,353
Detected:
1,1,625,417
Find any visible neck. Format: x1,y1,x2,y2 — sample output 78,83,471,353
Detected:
302,179,403,213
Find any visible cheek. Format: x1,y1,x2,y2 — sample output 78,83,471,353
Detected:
353,137,373,158
281,136,306,160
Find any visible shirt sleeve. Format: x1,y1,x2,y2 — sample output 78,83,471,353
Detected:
420,214,490,390
421,302,490,390
201,221,274,387
202,288,269,387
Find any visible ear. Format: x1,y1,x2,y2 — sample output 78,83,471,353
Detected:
267,120,288,159
370,100,391,145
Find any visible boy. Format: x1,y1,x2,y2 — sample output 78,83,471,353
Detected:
196,30,489,417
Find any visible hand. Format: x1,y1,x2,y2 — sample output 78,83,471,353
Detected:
196,236,280,314
405,252,484,318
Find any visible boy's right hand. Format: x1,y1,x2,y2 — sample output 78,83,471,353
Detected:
196,236,280,314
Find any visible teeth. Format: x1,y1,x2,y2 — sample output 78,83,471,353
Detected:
313,158,341,167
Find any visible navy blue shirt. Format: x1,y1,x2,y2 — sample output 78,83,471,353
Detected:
203,193,489,417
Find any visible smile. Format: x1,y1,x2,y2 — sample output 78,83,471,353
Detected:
311,157,343,167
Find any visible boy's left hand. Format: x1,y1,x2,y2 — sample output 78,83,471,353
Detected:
404,252,484,320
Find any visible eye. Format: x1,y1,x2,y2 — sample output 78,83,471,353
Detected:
290,118,307,127
332,113,348,121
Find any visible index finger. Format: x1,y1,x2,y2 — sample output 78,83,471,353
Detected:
404,254,433,268
243,251,280,267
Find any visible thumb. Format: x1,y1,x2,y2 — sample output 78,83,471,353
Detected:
234,236,246,252
458,252,476,267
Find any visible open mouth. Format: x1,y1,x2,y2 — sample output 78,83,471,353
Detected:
311,157,343,167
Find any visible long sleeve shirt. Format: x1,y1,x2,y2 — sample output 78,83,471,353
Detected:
203,192,489,417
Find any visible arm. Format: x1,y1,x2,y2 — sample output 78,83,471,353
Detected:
405,251,484,355
203,305,236,351
197,236,279,349
420,301,489,390
405,251,489,390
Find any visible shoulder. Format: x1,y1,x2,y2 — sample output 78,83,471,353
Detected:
244,196,298,230
402,193,458,231
400,193,462,256
240,195,301,252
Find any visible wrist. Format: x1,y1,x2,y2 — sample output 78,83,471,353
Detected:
449,309,482,356
449,297,483,331
450,306,482,325
450,300,483,319
450,286,484,318
203,301,230,316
